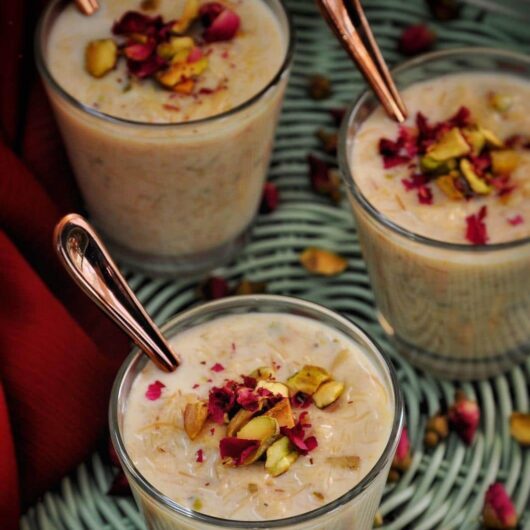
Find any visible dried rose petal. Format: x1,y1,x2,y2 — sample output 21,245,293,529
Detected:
127,54,167,78
198,276,230,300
113,11,162,36
211,363,225,373
379,138,410,168
470,153,492,176
401,173,427,191
219,437,260,466
187,46,204,63
483,483,518,529
291,392,312,409
465,206,489,245
196,449,204,463
208,384,236,424
398,24,436,56
145,380,165,400
242,375,257,389
448,391,480,444
398,126,419,158
507,214,524,226
417,185,433,205
426,0,460,20
280,413,318,455
235,387,261,411
449,106,472,128
107,471,131,496
505,134,530,149
329,107,346,127
123,39,156,61
202,5,240,43
259,182,280,214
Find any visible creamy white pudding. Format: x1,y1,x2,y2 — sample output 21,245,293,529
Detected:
342,57,530,379
38,0,290,275
118,311,396,529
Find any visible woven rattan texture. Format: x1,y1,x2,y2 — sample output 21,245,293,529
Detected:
22,1,530,528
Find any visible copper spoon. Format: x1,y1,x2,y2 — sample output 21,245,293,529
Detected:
54,214,180,372
75,0,99,16
316,0,408,122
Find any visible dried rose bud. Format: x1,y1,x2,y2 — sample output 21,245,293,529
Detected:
107,471,131,496
483,483,518,529
198,276,230,300
300,247,348,277
307,154,341,203
200,3,240,43
398,25,436,56
510,412,530,446
308,74,332,100
392,426,412,472
329,107,346,127
234,280,267,296
315,129,338,155
448,390,480,445
426,0,461,21
259,182,280,214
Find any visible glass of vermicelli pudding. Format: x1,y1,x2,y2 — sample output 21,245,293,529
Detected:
340,48,530,380
36,0,293,275
110,295,403,530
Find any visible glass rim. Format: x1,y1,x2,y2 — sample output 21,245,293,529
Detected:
338,47,530,252
34,0,295,129
109,294,404,528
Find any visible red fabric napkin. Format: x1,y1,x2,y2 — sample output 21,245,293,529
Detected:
0,2,130,528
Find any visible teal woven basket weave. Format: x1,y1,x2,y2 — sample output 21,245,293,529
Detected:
22,1,530,529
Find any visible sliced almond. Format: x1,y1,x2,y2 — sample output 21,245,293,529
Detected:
183,401,208,440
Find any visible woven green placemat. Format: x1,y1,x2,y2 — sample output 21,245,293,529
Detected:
22,1,530,529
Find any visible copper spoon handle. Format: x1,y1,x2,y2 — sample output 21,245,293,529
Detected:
317,0,408,122
74,0,100,16
54,214,180,372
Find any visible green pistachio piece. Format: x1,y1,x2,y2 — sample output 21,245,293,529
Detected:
481,127,504,149
313,380,345,408
265,436,299,477
249,367,275,381
427,128,471,161
286,365,331,396
237,416,280,464
420,155,457,175
256,380,289,398
226,407,259,437
461,126,486,155
264,398,295,428
488,92,513,113
460,159,492,195
85,39,118,78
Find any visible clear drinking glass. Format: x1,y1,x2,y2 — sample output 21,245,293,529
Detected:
339,48,530,380
35,0,294,276
110,295,403,530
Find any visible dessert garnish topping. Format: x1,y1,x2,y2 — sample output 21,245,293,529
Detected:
196,448,204,462
307,154,342,204
211,362,225,372
85,1,240,95
398,24,436,56
259,182,280,214
390,426,411,481
509,412,530,446
182,364,345,477
465,206,488,245
145,380,166,400
507,214,523,226
300,247,348,276
482,483,518,529
448,390,480,444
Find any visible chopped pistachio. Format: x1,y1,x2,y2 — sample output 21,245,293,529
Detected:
248,483,259,494
183,401,208,440
510,412,530,446
312,491,325,501
488,92,513,113
85,39,118,78
326,456,361,470
287,365,331,396
460,159,492,195
264,398,295,429
192,498,203,511
300,247,348,276
462,126,486,155
313,380,345,408
237,416,280,464
226,407,258,437
481,127,505,149
256,380,289,398
157,58,208,88
427,128,470,161
436,173,465,200
173,79,195,94
250,366,275,381
157,36,194,61
491,150,520,175
265,436,299,477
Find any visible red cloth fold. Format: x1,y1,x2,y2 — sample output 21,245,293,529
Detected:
0,2,130,528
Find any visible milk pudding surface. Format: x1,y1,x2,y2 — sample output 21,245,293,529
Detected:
351,73,530,245
47,0,285,123
122,313,393,521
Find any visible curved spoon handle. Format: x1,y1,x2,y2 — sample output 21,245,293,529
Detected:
54,214,180,372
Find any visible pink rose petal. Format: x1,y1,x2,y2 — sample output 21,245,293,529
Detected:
145,380,166,400
211,363,225,373
507,214,523,226
219,437,260,465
